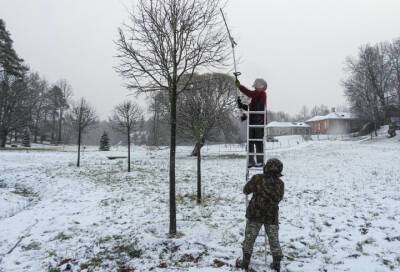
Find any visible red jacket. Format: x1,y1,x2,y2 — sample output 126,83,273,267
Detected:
239,85,267,110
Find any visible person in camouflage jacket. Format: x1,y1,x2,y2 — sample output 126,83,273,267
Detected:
237,158,285,272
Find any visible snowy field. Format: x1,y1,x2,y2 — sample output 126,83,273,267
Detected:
1,134,400,272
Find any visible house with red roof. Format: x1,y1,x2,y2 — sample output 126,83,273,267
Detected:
305,110,360,134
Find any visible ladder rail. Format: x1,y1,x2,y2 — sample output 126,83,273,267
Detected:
244,101,269,265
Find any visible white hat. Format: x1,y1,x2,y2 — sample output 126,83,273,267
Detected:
252,78,268,89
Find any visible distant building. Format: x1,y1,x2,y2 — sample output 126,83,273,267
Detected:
266,121,311,137
305,111,360,134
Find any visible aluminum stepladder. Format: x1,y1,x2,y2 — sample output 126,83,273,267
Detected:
245,106,269,265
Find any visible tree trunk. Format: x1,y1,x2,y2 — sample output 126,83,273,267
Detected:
0,130,7,148
153,111,158,146
128,126,131,172
191,137,205,156
153,95,159,146
51,110,56,144
398,89,400,108
196,142,202,205
374,119,378,137
58,108,63,144
169,88,177,236
42,113,47,144
33,127,38,143
14,130,17,144
77,126,82,167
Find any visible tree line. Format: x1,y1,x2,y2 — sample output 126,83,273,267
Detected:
0,14,262,150
1,14,338,151
2,0,353,239
0,18,76,147
113,0,349,236
343,38,400,133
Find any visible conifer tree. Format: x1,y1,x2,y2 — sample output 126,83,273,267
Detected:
0,19,25,77
99,131,110,151
0,19,28,147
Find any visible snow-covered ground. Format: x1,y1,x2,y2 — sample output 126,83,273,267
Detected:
1,134,400,272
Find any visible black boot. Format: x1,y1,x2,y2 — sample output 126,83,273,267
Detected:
270,256,282,272
235,252,251,270
248,158,256,168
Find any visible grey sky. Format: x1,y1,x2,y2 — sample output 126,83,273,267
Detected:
1,0,400,119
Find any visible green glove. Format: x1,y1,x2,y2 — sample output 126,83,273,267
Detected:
235,79,241,88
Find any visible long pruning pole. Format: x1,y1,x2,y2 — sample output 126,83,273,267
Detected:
220,9,241,88
220,8,246,120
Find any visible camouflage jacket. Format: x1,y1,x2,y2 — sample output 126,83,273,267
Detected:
244,173,284,224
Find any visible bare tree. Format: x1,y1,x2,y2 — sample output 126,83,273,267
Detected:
295,105,309,121
388,38,400,107
110,100,142,172
354,44,392,118
47,85,62,143
177,73,235,204
344,70,379,129
55,79,73,144
0,77,31,147
27,72,48,143
68,98,97,167
310,104,330,117
343,43,394,134
149,93,160,146
115,0,228,235
335,104,350,112
147,91,170,146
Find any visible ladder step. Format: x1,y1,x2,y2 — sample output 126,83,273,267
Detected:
248,139,264,141
247,153,265,155
248,125,266,128
247,111,266,114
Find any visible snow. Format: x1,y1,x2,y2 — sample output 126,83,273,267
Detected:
306,112,357,123
266,122,310,128
1,134,400,271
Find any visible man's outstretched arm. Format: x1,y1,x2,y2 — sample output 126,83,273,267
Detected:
235,79,256,98
239,85,257,98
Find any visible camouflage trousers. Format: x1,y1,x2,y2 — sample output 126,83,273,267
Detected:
242,221,283,258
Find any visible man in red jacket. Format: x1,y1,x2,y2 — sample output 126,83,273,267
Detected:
236,78,267,167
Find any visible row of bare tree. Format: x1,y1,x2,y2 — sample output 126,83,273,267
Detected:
343,38,400,132
0,18,144,161
113,0,349,236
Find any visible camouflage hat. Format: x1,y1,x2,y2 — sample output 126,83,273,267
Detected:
264,158,283,176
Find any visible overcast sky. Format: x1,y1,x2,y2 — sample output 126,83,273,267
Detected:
1,0,400,119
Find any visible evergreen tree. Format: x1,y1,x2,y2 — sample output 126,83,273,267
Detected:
0,19,25,77
0,19,28,147
22,127,31,147
99,131,110,151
